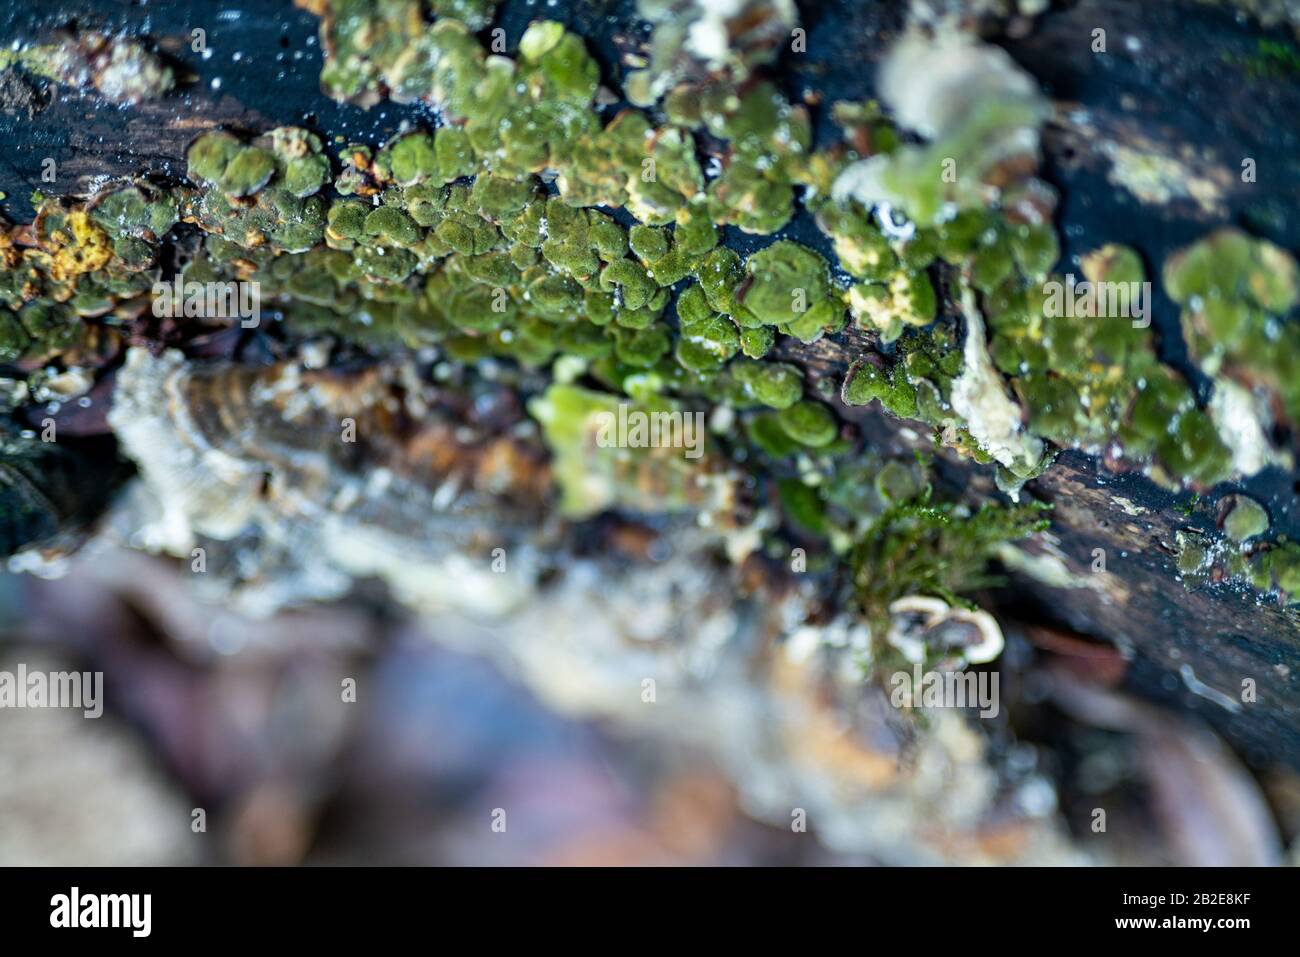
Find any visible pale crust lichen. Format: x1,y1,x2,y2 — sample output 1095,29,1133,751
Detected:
950,288,1044,481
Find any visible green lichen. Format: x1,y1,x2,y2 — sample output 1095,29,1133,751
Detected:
528,382,732,522
1220,493,1270,542
738,240,845,342
1175,523,1300,606
1165,228,1300,426
848,270,936,343
6,2,1298,648
776,400,837,447
2,9,1262,504
727,358,804,409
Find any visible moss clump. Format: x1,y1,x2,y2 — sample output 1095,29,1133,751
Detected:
850,494,1050,637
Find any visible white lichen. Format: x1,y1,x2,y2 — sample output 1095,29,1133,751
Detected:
1208,378,1292,477
950,289,1044,476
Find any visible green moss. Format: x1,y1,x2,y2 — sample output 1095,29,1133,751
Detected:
1223,38,1300,78
850,496,1050,637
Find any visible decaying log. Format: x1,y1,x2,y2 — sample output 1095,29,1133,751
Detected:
1,0,1298,772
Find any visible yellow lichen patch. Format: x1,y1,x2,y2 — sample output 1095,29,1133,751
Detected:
42,210,113,281
0,230,21,272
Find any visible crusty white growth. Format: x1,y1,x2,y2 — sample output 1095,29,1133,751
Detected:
877,27,1039,140
679,0,796,69
951,290,1044,475
108,347,537,618
108,347,263,552
1208,378,1292,477
909,0,1050,25
633,0,797,104
832,24,1047,211
830,146,887,211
